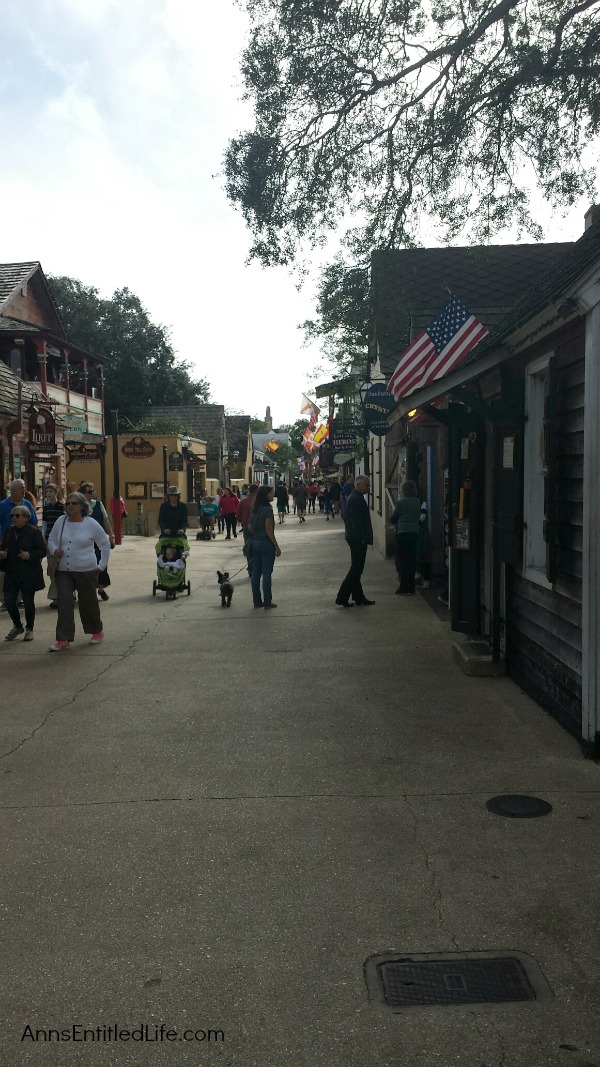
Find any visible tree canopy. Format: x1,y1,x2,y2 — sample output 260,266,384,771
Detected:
226,0,600,264
301,257,370,373
48,276,211,419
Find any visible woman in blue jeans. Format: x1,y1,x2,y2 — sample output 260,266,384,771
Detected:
248,486,281,609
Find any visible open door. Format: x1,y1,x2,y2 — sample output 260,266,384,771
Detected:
448,410,485,634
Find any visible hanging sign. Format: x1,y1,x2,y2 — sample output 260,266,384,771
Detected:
168,451,184,471
331,432,356,452
28,408,56,454
363,384,394,436
66,443,99,464
121,436,156,459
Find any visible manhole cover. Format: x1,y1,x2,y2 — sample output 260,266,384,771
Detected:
486,794,553,818
365,952,552,1011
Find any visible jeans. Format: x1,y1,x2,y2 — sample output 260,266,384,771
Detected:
251,539,276,606
4,577,36,630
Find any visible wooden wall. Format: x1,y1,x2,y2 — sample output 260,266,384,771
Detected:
506,334,584,738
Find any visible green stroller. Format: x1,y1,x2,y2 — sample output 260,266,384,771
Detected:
153,536,191,599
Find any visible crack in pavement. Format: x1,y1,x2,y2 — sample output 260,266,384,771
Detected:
1,787,599,811
0,624,158,761
404,793,461,951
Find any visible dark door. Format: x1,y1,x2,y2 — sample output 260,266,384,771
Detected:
448,411,485,634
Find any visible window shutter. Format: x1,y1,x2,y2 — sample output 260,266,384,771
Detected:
544,356,558,583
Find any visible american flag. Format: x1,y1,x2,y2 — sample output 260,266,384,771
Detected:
387,294,488,403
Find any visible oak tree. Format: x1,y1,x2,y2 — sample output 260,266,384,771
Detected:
226,0,600,264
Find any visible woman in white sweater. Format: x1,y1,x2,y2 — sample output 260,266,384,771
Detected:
47,491,111,652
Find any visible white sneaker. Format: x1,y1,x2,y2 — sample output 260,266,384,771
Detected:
23,629,34,642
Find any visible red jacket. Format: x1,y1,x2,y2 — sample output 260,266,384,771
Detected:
219,495,238,515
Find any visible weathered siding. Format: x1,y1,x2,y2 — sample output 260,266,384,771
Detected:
506,341,584,738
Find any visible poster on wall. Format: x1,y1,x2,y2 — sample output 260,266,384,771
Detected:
151,482,167,499
125,482,147,499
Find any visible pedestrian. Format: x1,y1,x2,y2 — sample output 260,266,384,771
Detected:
0,479,38,612
47,491,111,651
214,487,225,533
329,478,342,515
340,473,355,522
307,481,318,513
158,487,189,536
317,481,326,511
109,494,128,527
248,485,281,608
219,487,239,539
294,481,308,522
335,475,375,607
323,483,333,520
390,479,421,595
79,482,115,601
274,481,289,524
0,505,46,642
236,483,258,575
417,503,432,589
42,484,65,608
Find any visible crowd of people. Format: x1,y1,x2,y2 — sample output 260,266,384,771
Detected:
0,473,433,645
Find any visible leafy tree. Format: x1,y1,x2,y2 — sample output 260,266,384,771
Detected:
48,276,211,418
301,257,370,373
276,419,311,451
250,416,268,431
226,0,600,264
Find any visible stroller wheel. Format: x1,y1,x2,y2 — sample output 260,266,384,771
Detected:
152,580,157,597
187,581,191,596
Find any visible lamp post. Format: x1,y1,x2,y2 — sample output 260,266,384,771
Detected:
111,408,122,545
180,435,191,499
358,379,372,477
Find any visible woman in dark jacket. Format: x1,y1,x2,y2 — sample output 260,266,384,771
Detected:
0,505,45,641
390,479,421,595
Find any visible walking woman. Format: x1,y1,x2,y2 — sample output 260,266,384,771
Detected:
47,491,111,651
79,482,115,600
219,487,238,539
390,479,421,595
0,506,46,642
248,485,281,608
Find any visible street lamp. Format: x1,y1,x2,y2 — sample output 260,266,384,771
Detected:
181,434,191,455
358,380,372,477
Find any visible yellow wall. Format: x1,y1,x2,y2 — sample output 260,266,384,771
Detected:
66,434,207,533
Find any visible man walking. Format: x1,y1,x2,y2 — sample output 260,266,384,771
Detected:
274,481,289,524
340,473,354,522
335,475,375,607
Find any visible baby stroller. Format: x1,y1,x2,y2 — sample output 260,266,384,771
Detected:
153,536,191,599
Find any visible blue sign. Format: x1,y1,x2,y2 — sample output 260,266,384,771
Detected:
363,383,394,436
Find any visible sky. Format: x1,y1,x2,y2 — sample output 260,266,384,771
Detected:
0,0,594,427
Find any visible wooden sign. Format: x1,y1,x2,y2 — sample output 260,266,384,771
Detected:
28,407,56,454
121,436,156,459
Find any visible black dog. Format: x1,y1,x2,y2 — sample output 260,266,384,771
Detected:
217,571,234,607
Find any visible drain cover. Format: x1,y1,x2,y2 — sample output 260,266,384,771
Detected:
365,952,552,1011
486,794,553,818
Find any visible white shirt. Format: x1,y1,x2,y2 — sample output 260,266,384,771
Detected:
48,516,110,572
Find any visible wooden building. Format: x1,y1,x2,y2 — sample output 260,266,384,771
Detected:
388,210,600,749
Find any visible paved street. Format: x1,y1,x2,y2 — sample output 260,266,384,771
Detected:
1,516,599,1067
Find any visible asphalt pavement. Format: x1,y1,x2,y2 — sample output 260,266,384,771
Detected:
1,513,599,1067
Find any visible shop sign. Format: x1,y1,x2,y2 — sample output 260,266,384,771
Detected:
331,432,356,452
168,451,184,471
186,453,205,469
28,408,56,454
61,413,88,441
363,384,394,436
67,443,99,464
122,436,156,459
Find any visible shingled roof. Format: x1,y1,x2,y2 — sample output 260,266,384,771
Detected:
0,361,21,419
372,242,572,375
0,263,39,312
131,404,226,478
224,415,252,456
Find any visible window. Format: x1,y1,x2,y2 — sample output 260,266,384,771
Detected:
523,354,553,586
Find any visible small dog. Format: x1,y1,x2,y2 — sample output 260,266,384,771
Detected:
217,570,234,607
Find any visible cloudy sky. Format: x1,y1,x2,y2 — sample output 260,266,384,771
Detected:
0,0,593,427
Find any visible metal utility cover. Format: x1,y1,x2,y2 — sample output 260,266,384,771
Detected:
486,794,553,818
365,952,553,1012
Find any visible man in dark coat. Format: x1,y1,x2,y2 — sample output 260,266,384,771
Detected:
0,505,45,641
335,476,375,607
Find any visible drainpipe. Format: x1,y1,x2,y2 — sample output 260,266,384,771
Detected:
36,339,48,396
582,296,600,750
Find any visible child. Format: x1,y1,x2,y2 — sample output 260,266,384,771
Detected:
157,544,186,574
